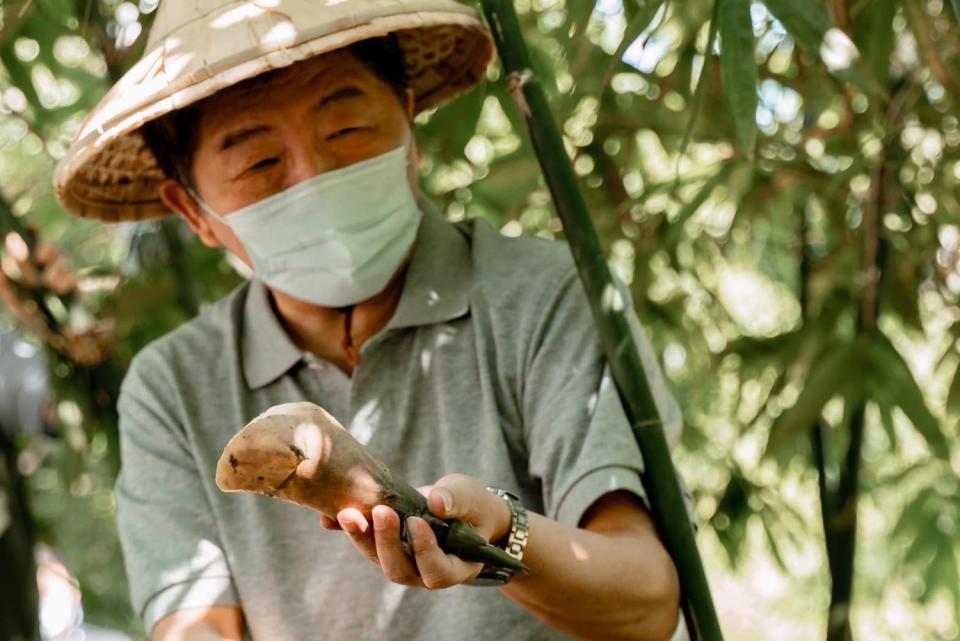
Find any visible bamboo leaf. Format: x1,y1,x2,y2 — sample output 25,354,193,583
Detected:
864,0,898,86
712,471,754,564
867,334,950,460
762,0,877,95
926,541,959,603
566,0,596,39
526,38,560,99
419,78,486,162
609,0,666,74
678,0,721,160
592,0,667,103
664,163,735,247
946,362,960,417
883,246,924,331
718,0,757,156
760,510,789,572
876,399,898,448
761,0,830,53
892,487,934,541
764,340,865,457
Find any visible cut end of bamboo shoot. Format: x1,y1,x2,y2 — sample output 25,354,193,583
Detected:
216,402,339,494
215,401,386,517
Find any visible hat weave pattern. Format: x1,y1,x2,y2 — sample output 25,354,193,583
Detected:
54,0,495,222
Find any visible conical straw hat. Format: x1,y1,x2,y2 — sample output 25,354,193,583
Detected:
53,0,495,222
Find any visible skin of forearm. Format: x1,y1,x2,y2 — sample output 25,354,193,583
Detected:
498,511,680,641
161,625,230,641
152,607,244,641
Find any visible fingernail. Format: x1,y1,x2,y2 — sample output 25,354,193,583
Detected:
436,489,453,513
406,517,418,540
373,508,388,531
338,516,357,534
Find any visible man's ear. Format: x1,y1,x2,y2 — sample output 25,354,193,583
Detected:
404,87,415,123
157,179,223,249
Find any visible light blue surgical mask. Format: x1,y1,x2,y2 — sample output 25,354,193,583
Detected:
192,142,422,308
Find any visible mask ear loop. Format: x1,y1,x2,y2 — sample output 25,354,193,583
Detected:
186,187,228,222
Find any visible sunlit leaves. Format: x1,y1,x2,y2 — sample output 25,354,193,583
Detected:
0,0,955,636
764,338,866,457
761,0,830,54
604,0,666,86
862,0,898,86
717,0,757,155
948,363,960,418
763,0,879,95
866,334,950,460
891,481,960,615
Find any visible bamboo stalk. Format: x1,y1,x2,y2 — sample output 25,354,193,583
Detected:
477,2,724,639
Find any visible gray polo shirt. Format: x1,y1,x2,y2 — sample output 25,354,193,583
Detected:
114,193,687,640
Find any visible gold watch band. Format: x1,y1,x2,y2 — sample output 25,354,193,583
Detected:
468,486,529,586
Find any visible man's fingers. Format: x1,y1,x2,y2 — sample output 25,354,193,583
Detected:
4,232,28,262
372,505,422,587
336,501,485,591
407,516,479,589
35,242,58,266
336,507,378,564
42,255,77,295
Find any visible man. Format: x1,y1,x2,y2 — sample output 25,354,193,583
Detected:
54,1,690,640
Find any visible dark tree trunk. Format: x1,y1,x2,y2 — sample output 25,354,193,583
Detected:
0,428,40,641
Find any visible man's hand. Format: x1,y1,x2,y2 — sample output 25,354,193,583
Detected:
319,473,512,589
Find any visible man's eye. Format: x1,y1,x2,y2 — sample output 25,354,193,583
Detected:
245,158,278,173
327,127,366,141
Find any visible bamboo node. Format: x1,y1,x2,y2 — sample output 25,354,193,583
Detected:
506,69,533,118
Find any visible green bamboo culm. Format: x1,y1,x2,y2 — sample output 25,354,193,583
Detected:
476,2,725,640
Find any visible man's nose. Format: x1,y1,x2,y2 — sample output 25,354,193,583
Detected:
283,137,332,188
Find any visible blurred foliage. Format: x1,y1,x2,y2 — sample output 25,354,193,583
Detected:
0,0,958,640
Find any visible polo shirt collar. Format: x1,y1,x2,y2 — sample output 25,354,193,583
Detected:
386,193,472,330
241,276,302,389
241,191,472,389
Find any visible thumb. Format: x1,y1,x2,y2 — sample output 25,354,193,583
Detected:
429,487,455,518
427,474,486,521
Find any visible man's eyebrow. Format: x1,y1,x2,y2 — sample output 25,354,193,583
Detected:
314,85,365,111
219,125,272,152
215,85,364,151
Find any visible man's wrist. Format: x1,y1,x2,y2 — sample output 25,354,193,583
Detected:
469,487,529,587
487,488,513,546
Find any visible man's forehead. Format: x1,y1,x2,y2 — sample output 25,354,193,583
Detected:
207,48,366,109
196,48,371,142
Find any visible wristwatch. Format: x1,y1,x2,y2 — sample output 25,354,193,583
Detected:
468,486,529,586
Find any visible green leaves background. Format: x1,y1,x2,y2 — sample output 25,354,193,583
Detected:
0,0,958,639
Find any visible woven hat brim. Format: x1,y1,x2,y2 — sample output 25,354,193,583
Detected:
54,4,495,222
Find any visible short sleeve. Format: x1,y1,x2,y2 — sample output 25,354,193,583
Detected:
114,350,240,634
521,267,695,530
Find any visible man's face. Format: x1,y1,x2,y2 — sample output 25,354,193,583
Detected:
158,48,419,268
